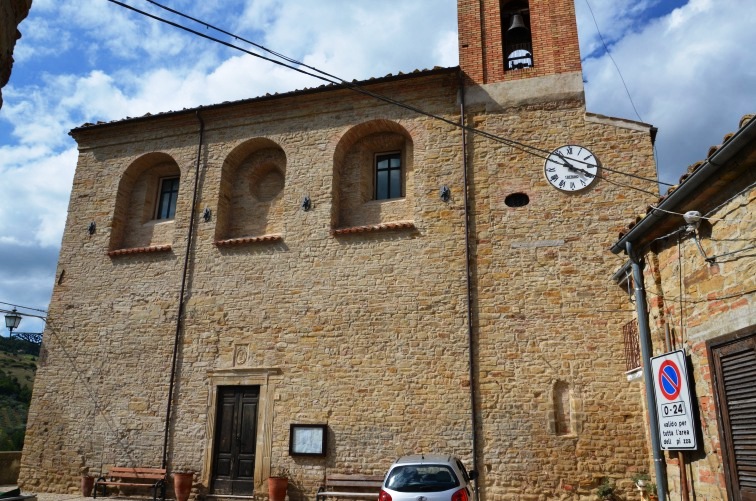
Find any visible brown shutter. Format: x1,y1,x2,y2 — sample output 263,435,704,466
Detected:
709,328,756,501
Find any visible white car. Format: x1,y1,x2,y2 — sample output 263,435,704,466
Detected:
379,454,477,501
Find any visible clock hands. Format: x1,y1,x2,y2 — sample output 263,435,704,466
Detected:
556,152,595,178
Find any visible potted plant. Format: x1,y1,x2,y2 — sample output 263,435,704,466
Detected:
632,472,650,490
596,478,615,500
646,482,658,501
268,467,290,501
632,473,658,500
80,467,94,497
172,470,193,501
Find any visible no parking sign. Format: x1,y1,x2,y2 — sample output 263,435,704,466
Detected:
650,350,697,450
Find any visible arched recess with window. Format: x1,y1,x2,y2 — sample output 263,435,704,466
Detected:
110,152,181,251
332,119,414,229
501,0,533,70
215,138,287,241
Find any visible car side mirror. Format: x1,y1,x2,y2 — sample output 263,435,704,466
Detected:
468,470,478,481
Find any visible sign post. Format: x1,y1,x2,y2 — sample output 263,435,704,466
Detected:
650,350,697,450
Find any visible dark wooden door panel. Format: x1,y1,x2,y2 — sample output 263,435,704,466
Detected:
211,386,259,495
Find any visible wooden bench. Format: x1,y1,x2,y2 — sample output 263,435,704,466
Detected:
316,473,384,500
94,467,166,501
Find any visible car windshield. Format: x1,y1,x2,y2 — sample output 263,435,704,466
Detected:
385,464,460,493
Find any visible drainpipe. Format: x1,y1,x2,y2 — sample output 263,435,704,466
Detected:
627,241,667,501
162,110,206,470
459,70,481,501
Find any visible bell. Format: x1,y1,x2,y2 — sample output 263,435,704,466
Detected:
507,13,528,32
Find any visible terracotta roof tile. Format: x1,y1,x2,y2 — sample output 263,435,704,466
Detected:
108,244,172,257
214,234,283,247
618,113,754,236
331,221,416,236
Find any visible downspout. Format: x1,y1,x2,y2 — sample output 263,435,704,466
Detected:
627,241,667,501
162,110,206,470
459,70,480,500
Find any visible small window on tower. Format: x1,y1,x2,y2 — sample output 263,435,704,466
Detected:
501,1,533,70
375,152,402,200
156,177,179,220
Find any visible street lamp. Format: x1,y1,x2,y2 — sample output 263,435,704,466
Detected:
5,308,22,339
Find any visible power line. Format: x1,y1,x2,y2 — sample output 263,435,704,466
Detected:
107,0,670,191
0,300,48,314
584,0,643,123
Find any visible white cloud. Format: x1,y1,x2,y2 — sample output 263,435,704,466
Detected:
2,0,756,329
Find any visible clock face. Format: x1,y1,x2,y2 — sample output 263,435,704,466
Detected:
544,145,599,192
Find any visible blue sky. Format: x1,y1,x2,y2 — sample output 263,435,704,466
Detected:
1,0,755,334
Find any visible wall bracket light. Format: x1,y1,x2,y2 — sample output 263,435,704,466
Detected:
440,185,451,202
301,196,312,212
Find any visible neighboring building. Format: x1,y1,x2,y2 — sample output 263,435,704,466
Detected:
612,114,756,500
21,1,659,499
0,0,31,109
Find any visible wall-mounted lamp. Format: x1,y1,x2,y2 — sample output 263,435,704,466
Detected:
301,196,312,212
202,207,212,222
5,308,22,339
440,185,451,202
87,222,96,235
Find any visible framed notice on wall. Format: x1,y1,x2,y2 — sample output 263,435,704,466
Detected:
289,424,328,457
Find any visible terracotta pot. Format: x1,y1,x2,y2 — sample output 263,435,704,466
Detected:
173,472,193,501
268,476,288,501
81,475,94,497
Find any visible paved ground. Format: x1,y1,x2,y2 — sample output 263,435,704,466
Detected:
1,488,156,501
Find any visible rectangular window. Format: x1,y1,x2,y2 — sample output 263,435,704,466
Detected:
156,177,179,220
375,152,402,200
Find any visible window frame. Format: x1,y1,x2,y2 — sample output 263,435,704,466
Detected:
155,176,180,220
374,151,403,201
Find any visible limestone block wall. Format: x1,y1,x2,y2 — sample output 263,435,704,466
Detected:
21,67,657,500
643,181,755,500
467,104,655,499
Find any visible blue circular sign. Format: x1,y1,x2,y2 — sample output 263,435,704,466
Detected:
658,360,682,400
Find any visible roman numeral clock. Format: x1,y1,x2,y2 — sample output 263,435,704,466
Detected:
544,145,599,192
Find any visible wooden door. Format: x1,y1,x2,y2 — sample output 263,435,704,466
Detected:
211,386,259,495
709,328,756,501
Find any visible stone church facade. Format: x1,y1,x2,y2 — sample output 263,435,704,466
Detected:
21,1,659,499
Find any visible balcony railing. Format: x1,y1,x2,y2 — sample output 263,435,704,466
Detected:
623,319,641,372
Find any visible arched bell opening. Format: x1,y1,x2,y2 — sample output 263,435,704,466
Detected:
501,0,533,70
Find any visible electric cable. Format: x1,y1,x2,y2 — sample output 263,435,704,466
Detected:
106,0,671,191
0,300,48,313
583,0,643,123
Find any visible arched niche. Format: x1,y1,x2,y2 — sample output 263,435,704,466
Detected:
332,119,414,229
216,138,287,241
110,152,181,251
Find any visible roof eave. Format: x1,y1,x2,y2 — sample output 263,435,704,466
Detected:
610,115,756,255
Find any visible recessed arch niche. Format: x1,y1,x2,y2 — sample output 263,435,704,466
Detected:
110,152,181,251
332,119,414,229
216,139,287,241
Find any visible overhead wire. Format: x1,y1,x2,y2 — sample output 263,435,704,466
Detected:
583,0,670,190
107,0,671,192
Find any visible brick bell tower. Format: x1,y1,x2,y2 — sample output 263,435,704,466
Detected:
458,0,584,104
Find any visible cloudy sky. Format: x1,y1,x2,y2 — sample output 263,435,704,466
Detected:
1,0,754,334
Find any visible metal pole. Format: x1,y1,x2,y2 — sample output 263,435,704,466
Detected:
627,241,667,501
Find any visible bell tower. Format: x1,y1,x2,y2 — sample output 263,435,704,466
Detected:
458,0,584,100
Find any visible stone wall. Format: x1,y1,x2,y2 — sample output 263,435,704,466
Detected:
642,176,755,500
0,0,31,109
21,66,657,500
